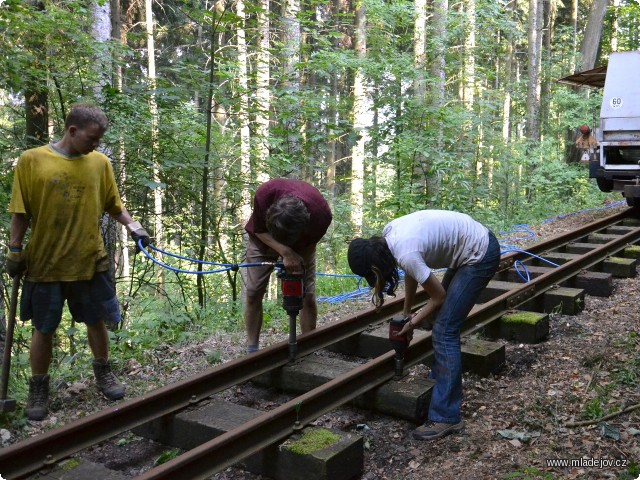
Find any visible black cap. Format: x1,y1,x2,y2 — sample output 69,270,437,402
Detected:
347,238,376,287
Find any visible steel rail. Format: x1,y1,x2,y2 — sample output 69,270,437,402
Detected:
135,215,640,480
496,208,630,269
136,348,400,479
0,288,423,479
1,209,635,479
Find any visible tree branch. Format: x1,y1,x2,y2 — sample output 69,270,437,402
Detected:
565,403,640,428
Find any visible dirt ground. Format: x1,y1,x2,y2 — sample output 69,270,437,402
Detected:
3,201,639,480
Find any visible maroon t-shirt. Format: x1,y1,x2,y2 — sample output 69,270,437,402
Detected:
245,178,332,252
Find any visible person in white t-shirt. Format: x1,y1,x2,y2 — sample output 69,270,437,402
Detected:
347,210,501,441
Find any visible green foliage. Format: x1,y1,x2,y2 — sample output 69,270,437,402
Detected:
582,398,605,420
154,448,180,466
113,286,243,357
611,332,640,387
624,461,640,479
602,2,640,53
550,87,602,132
502,467,557,480
316,272,362,299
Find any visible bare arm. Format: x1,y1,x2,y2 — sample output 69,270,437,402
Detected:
399,273,446,335
109,208,150,248
109,207,135,227
403,274,419,316
255,231,304,275
10,213,30,248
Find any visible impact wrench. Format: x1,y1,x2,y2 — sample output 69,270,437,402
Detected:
388,315,412,379
275,262,305,362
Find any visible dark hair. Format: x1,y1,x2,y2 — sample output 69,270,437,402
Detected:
266,196,310,246
65,104,109,131
347,236,399,309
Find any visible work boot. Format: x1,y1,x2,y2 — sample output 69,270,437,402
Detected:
412,420,464,441
25,374,50,421
92,358,125,400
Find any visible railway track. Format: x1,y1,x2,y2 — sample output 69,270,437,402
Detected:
1,208,639,480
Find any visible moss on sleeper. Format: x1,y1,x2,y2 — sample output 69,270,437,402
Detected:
607,256,628,264
502,312,542,325
61,459,81,470
624,245,640,257
285,428,340,455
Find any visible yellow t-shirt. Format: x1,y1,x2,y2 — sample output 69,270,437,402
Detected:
8,145,123,282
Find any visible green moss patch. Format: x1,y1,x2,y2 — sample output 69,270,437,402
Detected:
502,312,543,325
607,256,628,264
286,428,340,455
624,245,640,256
61,458,81,470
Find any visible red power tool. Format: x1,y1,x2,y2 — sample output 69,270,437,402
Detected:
275,262,305,361
389,315,411,378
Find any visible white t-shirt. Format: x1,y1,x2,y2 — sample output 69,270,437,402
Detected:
382,210,490,284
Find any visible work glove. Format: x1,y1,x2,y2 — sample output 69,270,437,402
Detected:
5,247,26,277
126,221,151,252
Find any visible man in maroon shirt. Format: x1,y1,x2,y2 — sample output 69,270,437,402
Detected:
244,178,332,353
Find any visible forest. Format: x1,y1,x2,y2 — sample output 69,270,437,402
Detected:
1,0,639,400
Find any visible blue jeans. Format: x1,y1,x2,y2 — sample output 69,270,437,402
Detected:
427,231,501,424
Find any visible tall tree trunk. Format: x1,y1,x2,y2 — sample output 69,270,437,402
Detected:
210,2,234,300
237,0,252,224
611,0,620,52
281,0,302,176
503,0,516,143
237,0,254,308
525,0,543,143
413,0,427,196
91,0,111,91
326,0,350,202
109,0,130,285
369,84,379,209
25,1,48,147
196,7,224,308
255,0,270,183
500,0,517,215
462,0,477,193
462,0,476,109
350,0,366,234
431,0,447,107
428,0,448,203
569,0,578,73
540,0,556,133
145,0,164,292
579,0,608,70
413,0,427,100
92,0,123,286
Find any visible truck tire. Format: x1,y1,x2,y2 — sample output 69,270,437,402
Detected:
596,177,614,192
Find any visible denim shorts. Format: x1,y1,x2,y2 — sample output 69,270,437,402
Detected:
20,270,121,334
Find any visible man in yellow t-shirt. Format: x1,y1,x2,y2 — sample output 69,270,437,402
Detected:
6,104,150,421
